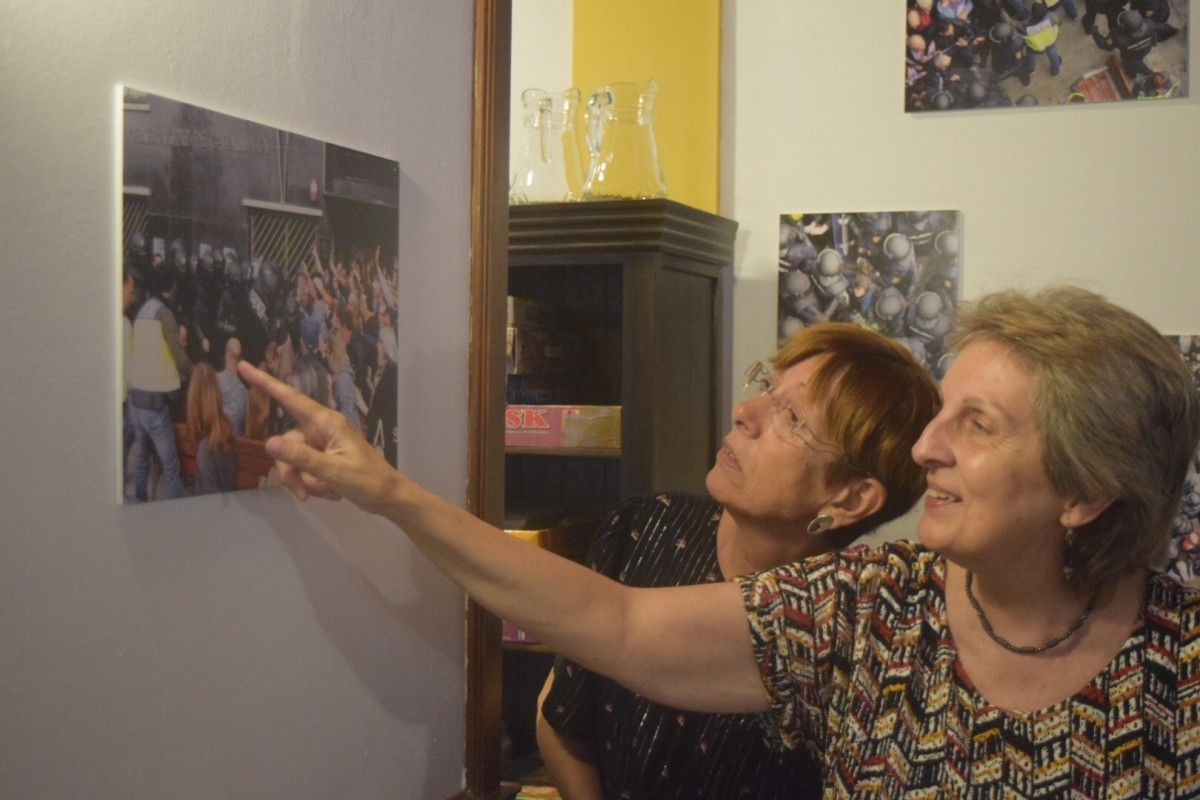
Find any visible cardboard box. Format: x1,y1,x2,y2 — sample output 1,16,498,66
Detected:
504,405,621,450
516,787,562,800
505,518,597,563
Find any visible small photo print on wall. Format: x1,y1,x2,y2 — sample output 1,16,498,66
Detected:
121,87,400,504
1164,334,1200,583
905,0,1188,111
779,211,960,379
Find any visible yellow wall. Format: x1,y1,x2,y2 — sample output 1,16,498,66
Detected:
572,0,720,212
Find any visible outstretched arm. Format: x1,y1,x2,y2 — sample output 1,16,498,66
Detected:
237,362,770,715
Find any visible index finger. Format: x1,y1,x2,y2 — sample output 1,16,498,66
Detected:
237,361,326,424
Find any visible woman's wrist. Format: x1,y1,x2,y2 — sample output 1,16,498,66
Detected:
377,468,416,522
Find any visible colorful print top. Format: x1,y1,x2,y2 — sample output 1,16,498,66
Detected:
739,541,1200,799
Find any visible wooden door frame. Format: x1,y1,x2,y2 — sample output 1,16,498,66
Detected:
462,0,511,798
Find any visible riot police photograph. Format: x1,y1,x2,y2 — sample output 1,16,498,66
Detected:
905,0,1188,111
779,210,960,378
121,89,402,504
1166,333,1200,583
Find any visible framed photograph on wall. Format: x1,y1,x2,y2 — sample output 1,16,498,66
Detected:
779,210,961,378
120,88,401,504
905,0,1188,111
1164,334,1200,583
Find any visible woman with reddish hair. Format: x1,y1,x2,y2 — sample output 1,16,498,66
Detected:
186,361,238,495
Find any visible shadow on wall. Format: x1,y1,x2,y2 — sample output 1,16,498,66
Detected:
248,492,466,799
121,488,464,798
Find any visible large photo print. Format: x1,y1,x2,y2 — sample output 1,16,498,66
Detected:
121,88,400,504
1165,334,1200,583
906,0,1188,110
779,210,961,379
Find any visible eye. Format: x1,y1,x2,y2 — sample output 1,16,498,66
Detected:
966,414,991,434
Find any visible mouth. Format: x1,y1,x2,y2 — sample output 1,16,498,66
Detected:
925,486,961,504
717,440,741,471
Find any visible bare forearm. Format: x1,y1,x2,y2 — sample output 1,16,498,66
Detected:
536,673,603,800
381,476,633,675
537,716,603,800
381,477,767,713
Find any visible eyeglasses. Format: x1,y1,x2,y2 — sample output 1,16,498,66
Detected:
742,361,839,458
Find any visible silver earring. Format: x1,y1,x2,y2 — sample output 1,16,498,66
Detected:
807,514,834,535
1061,526,1077,582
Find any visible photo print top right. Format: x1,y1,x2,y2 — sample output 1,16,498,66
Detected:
906,0,1188,111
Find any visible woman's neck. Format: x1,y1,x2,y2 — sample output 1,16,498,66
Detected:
715,509,845,579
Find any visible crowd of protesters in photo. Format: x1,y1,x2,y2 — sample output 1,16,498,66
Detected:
122,235,400,501
906,0,1180,110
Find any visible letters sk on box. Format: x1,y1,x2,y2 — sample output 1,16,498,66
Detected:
504,405,621,451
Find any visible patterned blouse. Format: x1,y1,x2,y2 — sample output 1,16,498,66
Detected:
543,494,823,799
739,541,1200,799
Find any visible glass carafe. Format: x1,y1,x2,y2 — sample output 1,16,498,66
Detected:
510,88,583,204
582,80,667,200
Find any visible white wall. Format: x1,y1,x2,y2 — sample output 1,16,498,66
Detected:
723,2,1200,541
0,3,472,798
509,0,575,188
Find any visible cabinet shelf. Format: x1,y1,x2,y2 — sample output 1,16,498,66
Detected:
504,445,621,458
501,640,554,654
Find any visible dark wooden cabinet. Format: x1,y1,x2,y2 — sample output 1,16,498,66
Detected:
499,199,737,779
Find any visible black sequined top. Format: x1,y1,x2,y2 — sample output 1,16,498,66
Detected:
541,494,823,799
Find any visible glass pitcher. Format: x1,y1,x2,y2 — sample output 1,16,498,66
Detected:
509,87,584,204
582,80,667,201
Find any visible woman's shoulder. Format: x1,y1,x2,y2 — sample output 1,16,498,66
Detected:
603,494,721,534
757,540,940,602
585,494,722,581
773,539,936,577
1147,571,1200,629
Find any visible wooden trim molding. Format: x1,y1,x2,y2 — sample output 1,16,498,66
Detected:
462,0,511,798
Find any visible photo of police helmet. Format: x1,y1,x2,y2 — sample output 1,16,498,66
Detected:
915,291,944,319
934,230,959,258
1118,9,1148,35
875,286,906,320
781,269,812,298
883,232,912,261
815,248,842,278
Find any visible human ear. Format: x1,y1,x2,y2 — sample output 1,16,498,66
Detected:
1059,494,1115,530
824,477,887,528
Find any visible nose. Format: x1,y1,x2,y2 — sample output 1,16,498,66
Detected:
911,411,950,468
732,392,770,438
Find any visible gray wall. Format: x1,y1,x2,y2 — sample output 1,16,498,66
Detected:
1,2,472,797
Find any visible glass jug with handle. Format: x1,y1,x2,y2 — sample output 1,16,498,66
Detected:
509,87,583,204
582,80,667,200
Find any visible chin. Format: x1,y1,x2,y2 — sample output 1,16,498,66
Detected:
703,466,724,499
914,517,947,551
